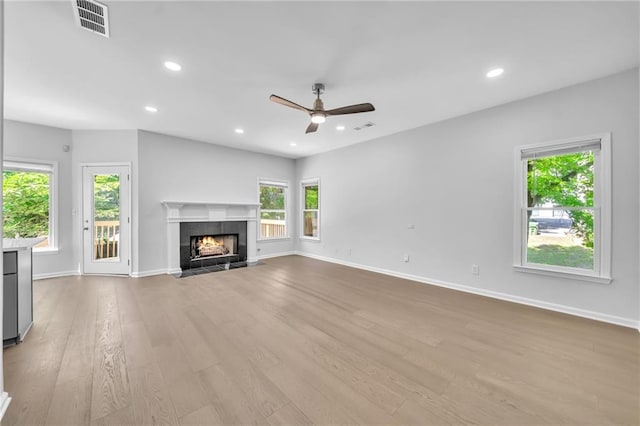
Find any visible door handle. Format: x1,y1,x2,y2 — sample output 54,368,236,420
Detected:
83,227,89,231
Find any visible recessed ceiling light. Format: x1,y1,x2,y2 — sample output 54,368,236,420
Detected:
145,105,158,113
486,68,504,78
235,128,244,134
289,142,297,147
336,125,345,131
164,61,182,71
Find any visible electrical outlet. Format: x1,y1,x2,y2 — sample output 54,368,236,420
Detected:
471,264,480,275
404,254,410,262
407,224,415,229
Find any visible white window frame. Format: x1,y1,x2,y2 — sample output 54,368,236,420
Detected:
258,178,289,241
300,178,320,241
3,157,59,252
513,133,611,284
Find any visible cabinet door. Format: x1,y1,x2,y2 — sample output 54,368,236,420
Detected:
3,274,18,340
3,251,17,275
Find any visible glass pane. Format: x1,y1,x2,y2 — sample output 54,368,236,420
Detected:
303,211,318,238
93,174,120,261
527,150,594,208
260,209,287,239
2,170,50,248
260,185,287,239
260,185,285,210
526,208,594,270
304,185,318,209
261,210,285,221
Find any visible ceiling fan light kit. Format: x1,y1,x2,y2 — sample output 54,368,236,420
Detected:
269,83,375,134
310,113,326,124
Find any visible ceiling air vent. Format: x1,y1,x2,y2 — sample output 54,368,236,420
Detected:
354,122,376,131
73,0,110,38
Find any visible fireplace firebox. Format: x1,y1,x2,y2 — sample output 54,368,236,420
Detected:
180,221,247,272
191,234,237,259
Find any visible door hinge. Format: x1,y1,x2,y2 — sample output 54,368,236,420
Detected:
128,259,130,266
128,217,130,223
127,174,130,181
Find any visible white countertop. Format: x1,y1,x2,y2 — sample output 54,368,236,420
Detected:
3,237,47,251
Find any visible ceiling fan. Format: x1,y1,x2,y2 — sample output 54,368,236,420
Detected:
269,83,375,134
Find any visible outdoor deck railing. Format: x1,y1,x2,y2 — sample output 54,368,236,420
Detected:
95,220,119,259
260,219,286,238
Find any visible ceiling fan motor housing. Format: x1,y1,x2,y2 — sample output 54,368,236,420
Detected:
312,83,325,95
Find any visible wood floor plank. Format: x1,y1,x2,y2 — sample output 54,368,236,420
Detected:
90,283,131,421
266,402,314,426
45,373,93,426
129,363,178,425
165,372,210,419
178,404,224,426
121,320,155,371
184,309,291,419
263,362,360,425
197,363,268,425
90,404,135,426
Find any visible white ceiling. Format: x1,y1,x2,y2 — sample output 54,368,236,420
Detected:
4,1,639,159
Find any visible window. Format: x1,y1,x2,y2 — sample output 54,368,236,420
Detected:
3,159,57,250
301,179,320,239
259,180,288,239
514,134,611,283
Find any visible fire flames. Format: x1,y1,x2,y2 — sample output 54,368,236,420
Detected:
195,236,230,257
197,236,223,249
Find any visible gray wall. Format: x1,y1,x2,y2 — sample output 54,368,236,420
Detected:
296,68,639,325
3,120,76,277
137,130,296,274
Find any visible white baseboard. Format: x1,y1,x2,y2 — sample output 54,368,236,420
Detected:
257,251,296,260
33,270,80,280
0,392,11,421
295,252,639,330
131,269,171,278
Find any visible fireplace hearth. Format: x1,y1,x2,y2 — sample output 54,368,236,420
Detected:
180,221,247,273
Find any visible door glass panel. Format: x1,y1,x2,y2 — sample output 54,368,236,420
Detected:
93,174,120,261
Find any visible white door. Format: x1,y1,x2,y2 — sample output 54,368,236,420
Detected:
82,165,130,275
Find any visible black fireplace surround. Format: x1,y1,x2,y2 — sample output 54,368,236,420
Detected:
180,221,247,271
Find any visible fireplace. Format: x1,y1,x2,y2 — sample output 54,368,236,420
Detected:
180,221,247,271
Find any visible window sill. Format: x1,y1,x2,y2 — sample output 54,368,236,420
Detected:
300,236,320,242
258,237,291,242
33,248,59,256
513,264,612,285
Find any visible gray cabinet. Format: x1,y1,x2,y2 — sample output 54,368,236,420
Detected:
3,271,18,341
3,248,34,345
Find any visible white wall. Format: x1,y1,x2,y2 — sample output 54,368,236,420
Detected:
296,68,639,326
0,1,7,415
137,130,296,275
3,120,75,278
71,129,139,274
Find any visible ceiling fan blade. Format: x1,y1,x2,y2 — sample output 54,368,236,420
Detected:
305,122,319,134
325,103,375,116
269,94,312,114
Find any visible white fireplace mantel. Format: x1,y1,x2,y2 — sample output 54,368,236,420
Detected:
161,201,260,274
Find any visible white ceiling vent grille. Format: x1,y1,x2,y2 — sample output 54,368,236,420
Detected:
354,122,376,131
73,0,110,38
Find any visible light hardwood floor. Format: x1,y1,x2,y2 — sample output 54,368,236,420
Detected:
3,255,639,425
